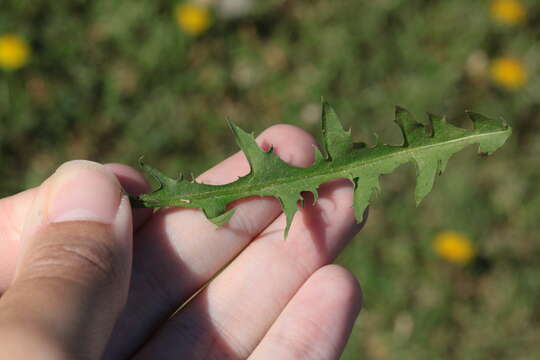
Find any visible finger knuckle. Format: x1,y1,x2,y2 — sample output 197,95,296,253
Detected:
263,124,316,145
259,124,317,167
23,223,120,287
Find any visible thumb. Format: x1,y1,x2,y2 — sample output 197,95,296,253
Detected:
0,160,132,359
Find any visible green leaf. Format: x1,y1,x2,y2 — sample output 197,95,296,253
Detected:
132,101,512,238
322,100,353,159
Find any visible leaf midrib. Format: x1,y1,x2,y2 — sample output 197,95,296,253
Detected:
165,128,508,203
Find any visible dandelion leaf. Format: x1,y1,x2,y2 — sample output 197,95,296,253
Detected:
133,100,512,238
353,175,380,222
322,101,353,159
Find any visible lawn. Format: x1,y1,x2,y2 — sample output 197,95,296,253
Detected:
1,0,540,358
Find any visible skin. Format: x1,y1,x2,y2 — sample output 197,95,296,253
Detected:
0,125,365,359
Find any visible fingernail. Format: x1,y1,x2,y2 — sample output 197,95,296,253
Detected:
47,160,122,224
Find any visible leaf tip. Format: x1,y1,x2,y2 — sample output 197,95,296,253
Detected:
208,208,236,227
226,118,241,136
466,111,510,130
394,106,420,146
395,105,408,114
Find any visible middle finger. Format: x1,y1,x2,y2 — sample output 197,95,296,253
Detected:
104,124,317,359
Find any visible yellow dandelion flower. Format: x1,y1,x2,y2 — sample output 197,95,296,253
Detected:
490,0,526,26
490,57,527,90
433,231,475,265
0,34,30,71
175,3,211,36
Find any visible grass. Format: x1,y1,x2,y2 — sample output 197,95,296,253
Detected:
2,0,540,358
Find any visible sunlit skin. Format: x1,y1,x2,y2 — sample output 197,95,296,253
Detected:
0,125,363,359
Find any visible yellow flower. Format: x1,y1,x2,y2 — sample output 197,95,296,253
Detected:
490,57,527,90
490,0,526,26
0,34,30,71
175,3,211,36
433,231,475,265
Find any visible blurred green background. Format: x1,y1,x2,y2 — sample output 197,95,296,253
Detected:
1,0,539,358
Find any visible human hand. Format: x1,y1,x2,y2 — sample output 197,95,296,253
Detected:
0,125,364,359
